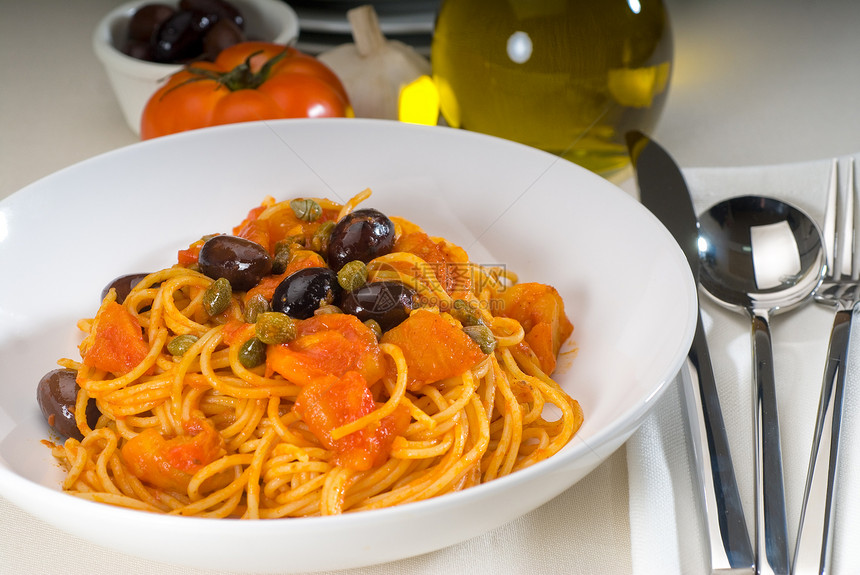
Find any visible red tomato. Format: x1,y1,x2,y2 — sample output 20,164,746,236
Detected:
140,42,352,140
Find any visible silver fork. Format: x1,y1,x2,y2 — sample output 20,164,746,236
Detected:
793,157,857,574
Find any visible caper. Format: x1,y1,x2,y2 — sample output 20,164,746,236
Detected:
271,241,292,275
450,299,482,327
255,312,297,345
290,198,323,222
463,324,496,354
243,293,270,323
284,235,306,248
203,277,232,316
238,337,266,368
309,220,335,253
167,334,199,356
337,260,368,291
363,319,382,340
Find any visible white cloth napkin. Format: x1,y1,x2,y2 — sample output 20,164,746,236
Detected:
626,157,860,575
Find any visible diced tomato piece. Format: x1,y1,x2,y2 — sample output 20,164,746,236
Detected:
176,245,200,267
524,322,559,374
394,231,470,294
294,371,410,470
295,372,373,444
234,217,271,253
232,203,266,238
437,239,472,294
265,207,339,248
232,205,267,237
267,313,386,386
81,301,149,376
497,283,573,374
121,418,224,492
380,309,486,390
222,320,255,346
388,215,424,236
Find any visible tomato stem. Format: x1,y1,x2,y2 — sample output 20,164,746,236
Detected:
183,48,292,92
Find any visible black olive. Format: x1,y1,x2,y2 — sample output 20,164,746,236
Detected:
127,3,176,43
151,9,208,63
180,0,245,29
340,281,418,331
123,38,156,61
201,18,245,61
36,369,100,441
327,209,396,272
272,267,342,319
101,273,150,304
198,235,272,292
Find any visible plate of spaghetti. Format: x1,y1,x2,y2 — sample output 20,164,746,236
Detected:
0,119,697,573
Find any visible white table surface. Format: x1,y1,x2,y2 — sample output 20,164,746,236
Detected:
2,0,860,573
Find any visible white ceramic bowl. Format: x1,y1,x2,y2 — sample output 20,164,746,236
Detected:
0,119,697,573
93,0,300,136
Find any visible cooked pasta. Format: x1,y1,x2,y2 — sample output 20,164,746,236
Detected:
43,190,583,518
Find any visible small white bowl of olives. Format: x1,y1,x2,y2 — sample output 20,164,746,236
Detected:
93,0,300,136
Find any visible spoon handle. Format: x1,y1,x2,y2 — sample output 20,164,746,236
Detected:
751,312,790,575
686,311,755,573
792,305,852,574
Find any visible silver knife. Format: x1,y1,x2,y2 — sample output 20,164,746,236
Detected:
627,131,755,574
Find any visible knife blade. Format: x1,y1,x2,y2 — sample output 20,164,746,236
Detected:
626,131,755,574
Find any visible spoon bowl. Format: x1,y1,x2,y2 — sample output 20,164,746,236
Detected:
699,195,825,314
697,194,826,575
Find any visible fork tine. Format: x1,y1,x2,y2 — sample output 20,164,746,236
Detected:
849,157,859,280
824,158,838,277
839,158,853,278
835,158,856,279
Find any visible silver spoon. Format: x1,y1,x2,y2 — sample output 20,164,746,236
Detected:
697,195,826,575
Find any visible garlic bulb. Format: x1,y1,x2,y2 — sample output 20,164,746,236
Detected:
318,5,431,120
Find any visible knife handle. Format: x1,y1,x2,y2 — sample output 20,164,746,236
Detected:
686,310,755,574
792,306,852,574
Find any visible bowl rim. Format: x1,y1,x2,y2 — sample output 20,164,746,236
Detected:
92,0,301,79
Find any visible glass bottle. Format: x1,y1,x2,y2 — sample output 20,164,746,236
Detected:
431,0,673,177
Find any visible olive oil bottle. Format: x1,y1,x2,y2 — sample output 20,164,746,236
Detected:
431,0,673,176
